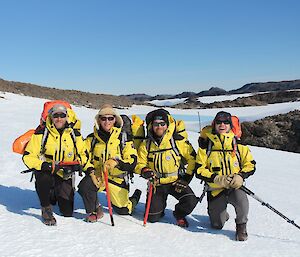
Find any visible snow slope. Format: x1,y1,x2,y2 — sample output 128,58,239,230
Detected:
148,92,256,106
0,92,300,257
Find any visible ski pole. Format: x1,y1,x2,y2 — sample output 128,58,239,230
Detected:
103,168,114,226
241,185,300,230
21,169,33,174
143,182,153,227
197,111,202,133
198,183,209,203
20,161,81,174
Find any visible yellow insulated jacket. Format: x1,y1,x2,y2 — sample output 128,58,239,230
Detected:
196,130,256,197
22,109,93,177
85,126,137,187
136,115,196,185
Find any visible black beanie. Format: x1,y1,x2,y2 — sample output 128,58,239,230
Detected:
151,109,169,125
214,111,232,126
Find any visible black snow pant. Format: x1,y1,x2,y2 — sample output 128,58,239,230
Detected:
35,171,74,217
77,175,100,214
78,175,133,215
146,183,198,223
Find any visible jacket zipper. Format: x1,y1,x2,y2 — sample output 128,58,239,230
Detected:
219,136,228,175
58,134,63,161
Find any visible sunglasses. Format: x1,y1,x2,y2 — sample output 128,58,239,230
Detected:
153,121,167,127
52,113,67,119
215,120,231,125
100,116,115,122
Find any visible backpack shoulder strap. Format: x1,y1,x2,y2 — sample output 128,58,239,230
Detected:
146,138,151,153
170,136,180,156
91,135,98,153
232,136,241,165
206,139,213,158
120,131,128,153
40,127,49,154
70,129,80,160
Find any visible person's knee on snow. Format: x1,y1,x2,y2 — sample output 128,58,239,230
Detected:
136,109,198,226
22,103,95,225
195,111,256,240
147,211,164,223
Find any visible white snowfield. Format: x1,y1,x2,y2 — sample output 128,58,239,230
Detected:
0,92,300,257
148,92,258,106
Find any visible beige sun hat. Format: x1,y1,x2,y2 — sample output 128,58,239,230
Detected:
95,104,123,128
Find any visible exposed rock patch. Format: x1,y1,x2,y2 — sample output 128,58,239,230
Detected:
241,110,300,153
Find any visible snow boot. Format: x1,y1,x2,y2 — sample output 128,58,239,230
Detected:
85,205,104,223
236,223,248,241
173,211,189,228
176,217,189,228
129,189,142,210
41,205,56,226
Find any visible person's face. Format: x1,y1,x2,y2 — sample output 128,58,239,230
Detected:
99,115,116,132
152,119,168,137
51,112,67,129
215,120,231,134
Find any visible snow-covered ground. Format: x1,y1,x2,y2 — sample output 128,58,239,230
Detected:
148,97,188,107
148,92,256,106
197,93,254,103
1,92,300,257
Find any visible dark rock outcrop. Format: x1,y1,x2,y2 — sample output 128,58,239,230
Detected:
241,110,300,153
174,90,300,109
173,91,197,99
197,87,227,96
119,93,153,101
229,80,300,94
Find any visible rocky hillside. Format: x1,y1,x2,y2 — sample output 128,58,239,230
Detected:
197,87,227,96
229,79,300,94
241,110,300,153
123,79,300,102
174,90,300,109
0,78,133,108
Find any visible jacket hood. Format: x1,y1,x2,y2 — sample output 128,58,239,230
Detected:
148,114,176,143
46,108,81,135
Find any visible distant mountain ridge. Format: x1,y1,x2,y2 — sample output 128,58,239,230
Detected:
123,79,300,101
1,77,300,108
229,80,300,94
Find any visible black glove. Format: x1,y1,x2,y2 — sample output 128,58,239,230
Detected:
61,164,82,175
141,167,155,180
173,179,188,193
41,162,59,174
73,164,82,172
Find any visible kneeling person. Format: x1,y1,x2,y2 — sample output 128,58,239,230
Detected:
136,109,198,227
196,111,256,241
23,104,93,226
78,104,141,222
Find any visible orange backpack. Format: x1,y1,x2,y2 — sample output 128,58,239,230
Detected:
230,115,242,139
12,129,36,154
40,100,71,125
12,100,72,155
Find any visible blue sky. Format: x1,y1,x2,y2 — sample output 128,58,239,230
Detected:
0,0,299,95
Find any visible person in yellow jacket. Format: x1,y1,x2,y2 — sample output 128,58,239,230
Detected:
196,111,256,241
136,109,198,227
78,104,141,222
23,104,93,226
